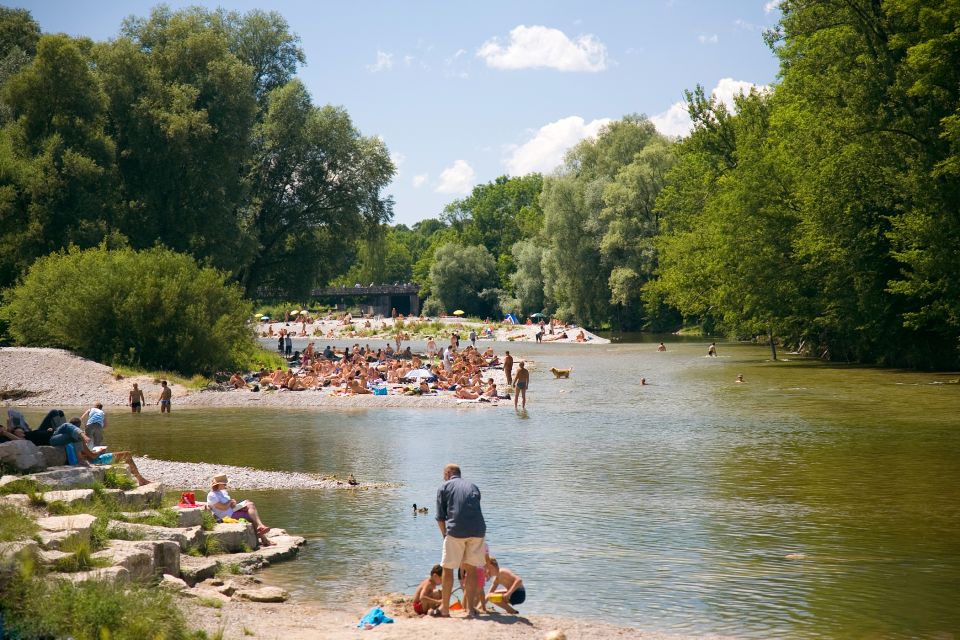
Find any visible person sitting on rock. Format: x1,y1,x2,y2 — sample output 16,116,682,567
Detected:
48,419,149,485
207,474,274,547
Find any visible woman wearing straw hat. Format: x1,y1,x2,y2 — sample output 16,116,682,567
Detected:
207,474,274,546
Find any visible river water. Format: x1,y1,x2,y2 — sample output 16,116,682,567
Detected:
97,339,959,638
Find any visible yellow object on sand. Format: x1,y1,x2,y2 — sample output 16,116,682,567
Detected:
222,517,239,523
487,592,504,603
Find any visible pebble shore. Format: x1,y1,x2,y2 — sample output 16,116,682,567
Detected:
133,456,392,491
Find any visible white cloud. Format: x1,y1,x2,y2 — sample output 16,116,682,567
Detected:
651,78,769,138
698,34,719,45
764,1,779,13
435,160,475,194
412,174,428,188
367,50,393,72
476,25,608,72
403,54,414,67
735,18,763,31
505,116,612,175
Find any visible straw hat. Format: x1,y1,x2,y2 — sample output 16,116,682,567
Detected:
211,474,228,488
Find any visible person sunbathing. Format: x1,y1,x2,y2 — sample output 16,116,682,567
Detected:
228,372,247,389
348,378,372,394
484,379,498,398
576,330,586,343
455,386,480,400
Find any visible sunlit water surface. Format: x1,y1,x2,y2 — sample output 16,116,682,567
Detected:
63,339,960,638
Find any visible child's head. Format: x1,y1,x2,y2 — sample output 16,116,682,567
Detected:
430,564,442,578
486,556,499,573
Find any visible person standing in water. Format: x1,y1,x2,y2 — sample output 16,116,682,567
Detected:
513,362,529,410
707,342,717,357
158,381,172,413
503,350,514,386
128,383,145,413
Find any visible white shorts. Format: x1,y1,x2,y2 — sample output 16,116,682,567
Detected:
441,535,485,569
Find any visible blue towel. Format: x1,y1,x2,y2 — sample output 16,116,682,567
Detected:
357,607,393,628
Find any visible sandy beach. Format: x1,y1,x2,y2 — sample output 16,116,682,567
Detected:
187,599,705,640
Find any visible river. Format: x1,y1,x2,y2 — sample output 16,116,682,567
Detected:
99,338,959,638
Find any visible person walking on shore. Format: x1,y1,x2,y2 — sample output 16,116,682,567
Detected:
158,381,172,414
129,383,145,413
513,362,529,410
80,403,107,446
436,463,486,617
503,351,514,386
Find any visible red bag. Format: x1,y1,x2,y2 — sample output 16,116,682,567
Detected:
178,491,196,507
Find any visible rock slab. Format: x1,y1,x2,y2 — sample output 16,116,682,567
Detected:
0,440,45,472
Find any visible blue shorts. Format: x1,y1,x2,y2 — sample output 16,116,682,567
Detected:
509,587,526,605
515,381,527,390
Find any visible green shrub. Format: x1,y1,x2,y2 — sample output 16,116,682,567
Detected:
2,245,256,375
0,504,38,542
200,509,217,531
0,478,44,496
2,570,202,640
51,539,109,573
102,466,136,490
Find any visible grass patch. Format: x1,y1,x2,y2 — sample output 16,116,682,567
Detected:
105,525,146,541
111,363,211,391
51,538,111,573
0,477,46,496
197,596,224,609
189,534,223,557
103,466,137,490
201,509,217,531
0,503,39,542
1,568,206,639
127,509,179,528
216,562,243,577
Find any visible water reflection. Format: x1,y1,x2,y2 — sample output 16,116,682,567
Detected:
58,341,960,638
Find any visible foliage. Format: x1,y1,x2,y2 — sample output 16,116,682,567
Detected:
102,466,136,490
2,245,256,375
426,243,499,318
0,477,43,495
0,503,37,541
1,569,202,640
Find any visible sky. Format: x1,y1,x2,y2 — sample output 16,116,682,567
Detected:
16,1,782,226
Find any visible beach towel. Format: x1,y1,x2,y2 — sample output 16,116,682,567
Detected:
357,607,393,628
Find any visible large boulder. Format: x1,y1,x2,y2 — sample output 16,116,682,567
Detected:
92,541,155,581
224,534,306,570
208,522,257,553
36,514,96,551
37,446,66,468
0,440,45,472
42,489,94,507
62,566,129,585
179,556,219,586
119,483,163,509
29,466,104,489
106,521,202,551
172,506,204,528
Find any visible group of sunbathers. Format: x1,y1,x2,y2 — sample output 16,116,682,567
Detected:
223,341,511,399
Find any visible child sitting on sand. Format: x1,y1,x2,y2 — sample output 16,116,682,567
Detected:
412,564,443,615
486,557,525,614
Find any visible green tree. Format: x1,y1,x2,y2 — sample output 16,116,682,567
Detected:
3,245,256,374
0,34,117,289
426,243,499,317
238,80,394,297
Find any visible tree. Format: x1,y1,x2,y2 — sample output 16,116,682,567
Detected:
0,34,117,289
237,80,394,297
427,243,499,317
2,246,255,374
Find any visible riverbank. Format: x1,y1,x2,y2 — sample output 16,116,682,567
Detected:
187,599,685,639
132,457,394,490
0,348,514,409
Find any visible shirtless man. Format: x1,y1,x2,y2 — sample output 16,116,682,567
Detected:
503,351,514,386
426,336,438,359
128,383,145,413
657,342,666,352
513,362,529,410
158,380,172,413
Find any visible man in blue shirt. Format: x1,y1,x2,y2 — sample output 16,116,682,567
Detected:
436,463,486,616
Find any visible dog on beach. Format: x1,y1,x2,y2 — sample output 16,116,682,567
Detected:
550,367,573,379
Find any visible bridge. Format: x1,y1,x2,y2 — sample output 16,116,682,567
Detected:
307,284,421,317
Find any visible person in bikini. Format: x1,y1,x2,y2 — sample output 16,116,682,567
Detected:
128,383,145,413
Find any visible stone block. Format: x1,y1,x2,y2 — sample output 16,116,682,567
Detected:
42,489,94,507
179,555,219,586
226,534,306,570
235,586,289,603
37,445,66,467
92,540,155,581
36,514,95,550
0,440,45,472
172,506,204,528
181,586,232,604
119,483,163,509
63,566,130,585
159,574,188,591
106,521,202,551
208,522,257,553
0,494,30,507
38,548,74,566
29,466,102,489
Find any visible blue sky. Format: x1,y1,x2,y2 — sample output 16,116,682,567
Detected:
17,1,781,226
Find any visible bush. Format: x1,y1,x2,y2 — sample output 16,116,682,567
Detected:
2,245,256,375
102,466,136,490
